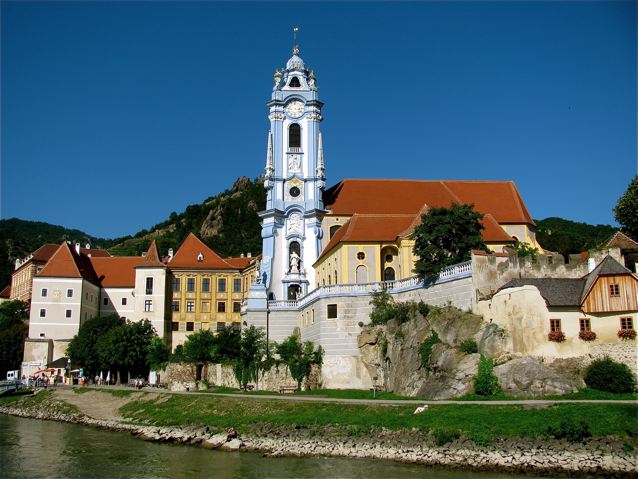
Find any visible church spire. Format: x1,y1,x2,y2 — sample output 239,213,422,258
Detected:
264,130,274,188
316,130,325,188
293,27,299,55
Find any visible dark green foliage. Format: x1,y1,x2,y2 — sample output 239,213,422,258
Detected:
170,345,185,363
474,355,501,396
508,240,538,261
394,301,418,324
147,337,170,371
433,429,461,446
419,332,441,370
233,326,267,390
0,300,29,378
379,335,388,357
67,315,124,377
96,320,156,379
584,357,636,393
614,175,638,240
369,289,396,325
535,217,617,260
460,339,478,354
413,204,488,281
417,301,430,317
275,335,323,391
182,330,217,363
210,327,240,363
546,420,592,442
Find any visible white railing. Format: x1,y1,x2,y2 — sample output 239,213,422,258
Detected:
265,260,473,311
288,147,302,153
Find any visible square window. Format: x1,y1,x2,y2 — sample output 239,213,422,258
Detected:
186,301,195,313
144,300,153,312
103,297,109,306
550,318,561,332
218,278,226,293
172,301,180,312
65,309,72,318
579,318,591,332
233,301,241,313
609,284,620,297
171,322,179,332
201,301,210,313
202,278,210,293
217,302,226,313
121,298,127,306
67,289,73,298
186,322,194,332
146,277,154,295
327,304,338,319
178,322,186,332
232,322,241,332
621,317,634,330
217,322,226,331
41,288,48,297
39,308,46,318
187,278,195,292
233,278,242,292
172,277,181,292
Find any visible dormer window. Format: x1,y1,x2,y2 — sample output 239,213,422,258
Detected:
289,76,301,87
197,252,203,262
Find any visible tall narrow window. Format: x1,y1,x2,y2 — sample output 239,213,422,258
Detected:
218,278,226,293
202,278,210,293
187,278,195,292
41,288,48,297
145,277,153,295
289,124,301,148
172,277,181,292
144,300,153,312
67,289,73,298
233,278,242,292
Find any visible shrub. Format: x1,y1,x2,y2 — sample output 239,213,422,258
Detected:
417,301,430,317
369,290,396,325
474,355,500,396
460,339,478,354
394,302,417,324
419,332,441,370
578,330,597,341
618,329,637,340
548,330,566,342
584,357,636,393
432,429,461,447
546,420,591,443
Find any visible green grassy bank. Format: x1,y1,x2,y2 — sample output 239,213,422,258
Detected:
119,393,638,445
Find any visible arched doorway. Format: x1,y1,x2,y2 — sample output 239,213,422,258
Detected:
288,284,301,300
356,265,367,284
384,267,395,281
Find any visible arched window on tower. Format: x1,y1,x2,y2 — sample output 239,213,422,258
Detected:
289,76,301,88
329,225,341,239
289,124,301,149
384,267,396,282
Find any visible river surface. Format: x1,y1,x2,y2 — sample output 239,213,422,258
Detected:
0,415,561,478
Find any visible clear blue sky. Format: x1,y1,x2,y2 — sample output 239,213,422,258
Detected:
1,1,636,239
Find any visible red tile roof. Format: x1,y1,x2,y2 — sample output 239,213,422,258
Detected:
137,240,165,268
32,244,61,263
0,285,11,298
480,214,516,243
169,233,237,269
323,179,534,225
224,256,255,269
80,248,111,258
91,256,146,288
37,242,100,285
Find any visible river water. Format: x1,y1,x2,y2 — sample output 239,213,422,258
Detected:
0,415,557,478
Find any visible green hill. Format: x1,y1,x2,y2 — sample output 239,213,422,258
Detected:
535,217,617,259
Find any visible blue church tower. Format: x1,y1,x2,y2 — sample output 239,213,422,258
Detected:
257,35,326,301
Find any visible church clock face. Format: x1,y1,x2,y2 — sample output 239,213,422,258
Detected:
285,100,305,118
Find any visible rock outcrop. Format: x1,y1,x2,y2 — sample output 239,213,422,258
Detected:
494,357,585,397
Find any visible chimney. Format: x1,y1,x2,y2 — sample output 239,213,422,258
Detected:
240,253,245,258
587,257,596,273
168,248,174,261
75,242,81,254
85,243,91,249
247,252,252,258
14,259,20,270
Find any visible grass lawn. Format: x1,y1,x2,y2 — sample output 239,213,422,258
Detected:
119,393,638,444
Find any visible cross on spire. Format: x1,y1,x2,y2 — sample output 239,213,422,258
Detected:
293,27,299,54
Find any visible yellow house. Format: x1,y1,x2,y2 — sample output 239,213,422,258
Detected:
167,233,256,348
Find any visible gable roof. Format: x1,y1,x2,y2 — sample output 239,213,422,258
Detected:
137,240,165,268
169,233,236,269
323,179,534,225
604,231,638,251
499,255,634,307
37,242,100,286
0,285,11,299
224,256,256,269
80,248,111,258
91,256,146,288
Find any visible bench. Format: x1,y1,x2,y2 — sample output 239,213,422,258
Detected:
240,384,255,392
279,385,297,394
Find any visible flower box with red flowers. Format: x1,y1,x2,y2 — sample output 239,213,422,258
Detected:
617,329,637,340
548,330,566,342
578,330,597,341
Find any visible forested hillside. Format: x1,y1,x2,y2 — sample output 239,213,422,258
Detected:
535,217,617,259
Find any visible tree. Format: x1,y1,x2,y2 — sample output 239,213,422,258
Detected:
67,315,124,377
0,300,29,378
276,335,323,391
147,336,170,371
233,326,266,390
210,326,240,363
614,175,638,240
412,203,488,281
182,330,216,363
